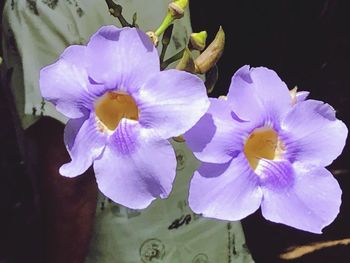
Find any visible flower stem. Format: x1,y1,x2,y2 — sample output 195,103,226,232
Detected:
155,13,174,37
160,48,185,70
105,0,132,27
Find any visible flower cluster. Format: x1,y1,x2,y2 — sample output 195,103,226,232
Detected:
40,25,347,233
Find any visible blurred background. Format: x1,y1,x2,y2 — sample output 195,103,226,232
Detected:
1,0,350,262
191,0,350,262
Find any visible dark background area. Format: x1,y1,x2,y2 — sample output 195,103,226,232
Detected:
190,0,350,262
1,0,350,262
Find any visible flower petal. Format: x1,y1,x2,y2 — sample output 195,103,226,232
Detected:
197,161,232,178
59,113,107,177
137,69,209,139
281,99,348,166
189,153,263,221
40,45,98,118
255,159,294,189
93,119,177,209
227,66,292,123
261,163,342,233
296,91,309,103
60,44,87,66
185,98,249,163
86,26,160,92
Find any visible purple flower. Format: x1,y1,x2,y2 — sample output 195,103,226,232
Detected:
39,26,209,209
185,65,348,233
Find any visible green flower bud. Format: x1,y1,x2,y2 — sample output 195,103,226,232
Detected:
176,47,195,73
173,0,189,10
168,0,188,19
155,0,189,36
190,31,207,51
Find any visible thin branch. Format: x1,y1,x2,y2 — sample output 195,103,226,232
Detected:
105,0,132,27
160,48,185,70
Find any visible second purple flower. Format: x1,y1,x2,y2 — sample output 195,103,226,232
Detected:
185,65,348,233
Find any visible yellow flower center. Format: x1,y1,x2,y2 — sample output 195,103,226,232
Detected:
244,127,285,170
95,92,139,131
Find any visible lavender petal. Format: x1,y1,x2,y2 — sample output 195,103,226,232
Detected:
40,45,96,118
282,99,348,166
261,163,342,233
189,153,262,221
185,98,248,163
86,26,160,92
59,112,107,177
93,119,177,209
227,65,292,124
137,69,209,139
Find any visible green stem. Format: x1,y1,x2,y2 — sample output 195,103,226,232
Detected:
155,13,174,36
160,48,185,70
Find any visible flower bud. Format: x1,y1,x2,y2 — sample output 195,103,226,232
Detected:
195,26,225,74
169,0,189,18
168,3,184,19
173,0,189,10
155,0,189,36
176,47,196,73
190,31,207,51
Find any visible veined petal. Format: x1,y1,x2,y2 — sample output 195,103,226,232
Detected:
185,98,249,163
261,163,342,233
227,66,292,123
93,119,177,209
281,99,348,166
40,45,98,118
189,153,263,221
137,70,209,139
255,159,294,189
86,26,160,92
59,112,108,177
